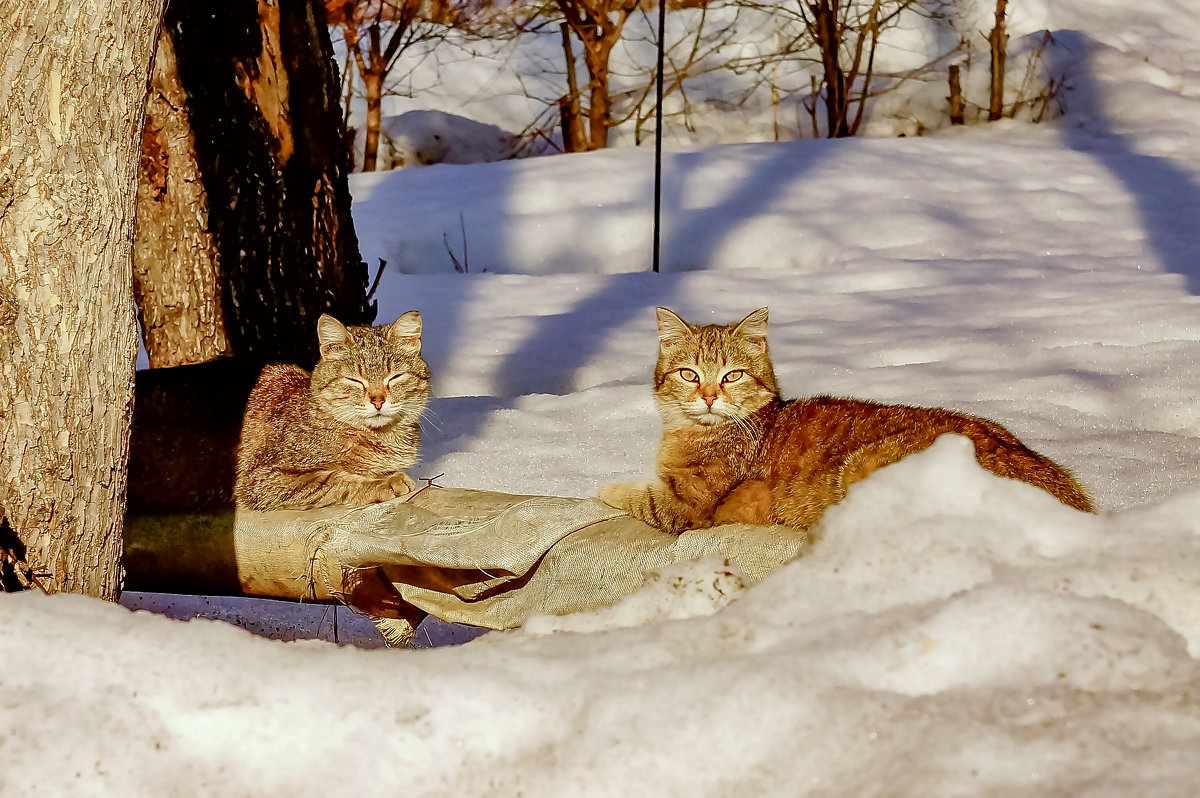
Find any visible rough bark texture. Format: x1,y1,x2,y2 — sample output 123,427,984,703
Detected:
0,0,162,598
126,0,374,513
583,45,614,149
133,0,372,371
133,31,228,368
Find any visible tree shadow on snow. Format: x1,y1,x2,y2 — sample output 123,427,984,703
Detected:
659,143,827,271
1051,30,1200,295
489,141,828,397
415,141,832,482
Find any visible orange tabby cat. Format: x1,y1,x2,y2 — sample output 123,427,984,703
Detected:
235,312,429,511
599,307,1095,533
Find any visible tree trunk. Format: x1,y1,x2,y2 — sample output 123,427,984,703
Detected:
584,44,613,150
134,30,229,368
558,23,586,153
987,0,1008,122
0,0,162,598
813,1,851,138
948,63,964,125
362,67,384,171
133,0,373,371
126,0,374,514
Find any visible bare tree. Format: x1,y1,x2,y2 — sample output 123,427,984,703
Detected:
331,0,490,170
780,0,928,138
0,0,162,598
618,0,767,144
986,0,1007,121
557,0,642,149
613,0,952,144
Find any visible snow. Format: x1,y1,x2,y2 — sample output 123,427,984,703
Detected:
351,109,529,170
8,0,1200,793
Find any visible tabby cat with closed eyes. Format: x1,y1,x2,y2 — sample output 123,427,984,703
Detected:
599,307,1095,533
234,312,430,511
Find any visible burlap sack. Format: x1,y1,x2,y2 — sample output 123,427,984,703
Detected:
124,487,809,644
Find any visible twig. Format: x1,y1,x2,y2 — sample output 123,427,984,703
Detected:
366,257,388,304
396,472,445,505
443,212,469,273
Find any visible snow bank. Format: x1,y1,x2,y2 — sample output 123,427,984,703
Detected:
6,439,1200,795
47,0,1200,789
353,109,529,170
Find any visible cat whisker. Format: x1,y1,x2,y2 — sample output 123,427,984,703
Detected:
723,409,756,439
419,405,444,432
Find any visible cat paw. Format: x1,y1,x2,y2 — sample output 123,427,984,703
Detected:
389,472,418,496
598,480,654,512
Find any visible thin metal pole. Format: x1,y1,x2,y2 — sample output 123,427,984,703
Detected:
651,0,667,273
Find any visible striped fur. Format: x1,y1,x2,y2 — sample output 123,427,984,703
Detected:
600,307,1094,533
234,312,429,511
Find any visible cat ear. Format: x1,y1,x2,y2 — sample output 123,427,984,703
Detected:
316,314,350,359
656,307,693,345
733,307,769,342
387,310,422,349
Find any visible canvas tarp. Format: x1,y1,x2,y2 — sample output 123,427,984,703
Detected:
123,487,809,644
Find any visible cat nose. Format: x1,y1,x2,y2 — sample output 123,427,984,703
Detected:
369,396,385,409
702,395,717,407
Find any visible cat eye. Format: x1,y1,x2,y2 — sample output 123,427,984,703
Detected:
341,376,367,388
722,370,744,383
677,368,700,383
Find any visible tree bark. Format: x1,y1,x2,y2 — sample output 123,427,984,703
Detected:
557,0,638,151
584,44,613,150
133,0,373,371
558,23,586,153
362,64,384,171
0,0,162,598
987,0,1008,122
948,64,964,125
813,0,851,138
134,30,229,368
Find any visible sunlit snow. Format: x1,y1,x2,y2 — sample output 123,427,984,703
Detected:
5,0,1200,794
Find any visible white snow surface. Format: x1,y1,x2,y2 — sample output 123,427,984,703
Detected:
352,109,527,170
8,0,1200,794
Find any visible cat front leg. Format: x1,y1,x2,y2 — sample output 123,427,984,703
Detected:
351,472,417,503
387,472,418,495
240,468,412,510
598,479,710,534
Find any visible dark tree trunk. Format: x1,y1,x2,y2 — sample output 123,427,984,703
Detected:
134,0,373,371
813,0,851,138
948,63,965,125
987,0,1008,121
558,23,586,153
128,0,374,514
